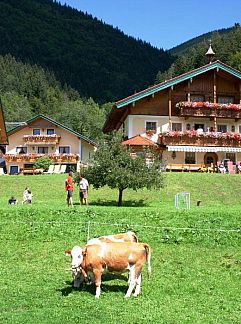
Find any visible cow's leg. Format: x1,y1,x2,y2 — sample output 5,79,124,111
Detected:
124,265,136,298
93,268,102,298
133,273,142,297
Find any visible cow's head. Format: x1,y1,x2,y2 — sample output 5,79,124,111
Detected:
65,245,84,275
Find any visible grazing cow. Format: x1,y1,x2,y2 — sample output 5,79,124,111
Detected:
65,242,151,298
87,231,138,245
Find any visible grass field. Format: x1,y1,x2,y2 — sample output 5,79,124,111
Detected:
0,173,241,323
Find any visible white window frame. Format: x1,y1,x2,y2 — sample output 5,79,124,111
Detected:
145,120,157,132
47,128,55,135
172,122,182,131
37,147,49,154
59,146,70,154
33,129,40,135
217,124,227,133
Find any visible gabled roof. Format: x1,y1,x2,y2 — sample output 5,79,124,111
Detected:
122,135,156,146
7,114,96,146
0,104,8,145
115,60,241,109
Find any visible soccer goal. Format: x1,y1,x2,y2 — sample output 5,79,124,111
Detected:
174,192,190,209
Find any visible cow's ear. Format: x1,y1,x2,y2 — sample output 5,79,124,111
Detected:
65,250,71,256
82,247,87,256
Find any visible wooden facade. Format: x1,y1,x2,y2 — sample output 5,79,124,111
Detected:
103,60,241,170
0,105,8,146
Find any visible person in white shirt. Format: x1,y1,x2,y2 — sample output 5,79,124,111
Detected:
79,174,89,207
22,187,33,204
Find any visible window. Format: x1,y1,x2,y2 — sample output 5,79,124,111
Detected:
217,124,227,133
145,121,157,132
194,124,204,131
185,152,196,164
217,96,234,104
186,123,191,131
191,95,204,102
10,166,19,175
239,125,241,133
226,153,235,163
38,147,48,154
59,146,70,154
172,123,182,131
16,147,27,154
47,129,55,135
24,164,34,169
33,129,40,135
231,125,235,132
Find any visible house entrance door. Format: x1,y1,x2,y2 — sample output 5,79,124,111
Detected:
204,152,218,166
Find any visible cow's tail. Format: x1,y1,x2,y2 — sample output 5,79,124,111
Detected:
128,231,138,242
143,243,151,279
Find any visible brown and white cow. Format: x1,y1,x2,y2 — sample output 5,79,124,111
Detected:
86,231,138,245
65,242,151,298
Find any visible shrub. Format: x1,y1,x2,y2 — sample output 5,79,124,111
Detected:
34,156,52,170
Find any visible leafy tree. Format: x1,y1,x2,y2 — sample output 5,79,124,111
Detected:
34,156,52,170
78,133,165,206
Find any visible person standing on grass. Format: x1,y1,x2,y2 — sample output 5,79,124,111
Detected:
79,174,89,207
65,171,74,207
22,187,30,204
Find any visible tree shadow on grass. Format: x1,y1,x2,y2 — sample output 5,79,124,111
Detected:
89,199,148,207
58,273,128,297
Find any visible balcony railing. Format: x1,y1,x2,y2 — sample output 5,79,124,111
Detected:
4,153,79,163
23,135,61,144
159,131,241,147
176,101,241,119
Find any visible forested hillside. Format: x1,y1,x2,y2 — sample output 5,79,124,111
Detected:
0,54,108,141
156,24,241,83
0,0,173,103
169,26,235,56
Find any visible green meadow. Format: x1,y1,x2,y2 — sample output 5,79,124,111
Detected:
0,173,241,323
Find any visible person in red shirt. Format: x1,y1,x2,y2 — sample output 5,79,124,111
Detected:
65,171,74,207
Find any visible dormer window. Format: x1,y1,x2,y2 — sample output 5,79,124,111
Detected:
33,129,40,135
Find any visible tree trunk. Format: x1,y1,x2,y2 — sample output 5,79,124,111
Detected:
118,189,124,207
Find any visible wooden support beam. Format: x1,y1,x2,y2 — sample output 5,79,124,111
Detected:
213,71,217,130
168,88,172,130
239,81,241,105
187,79,191,102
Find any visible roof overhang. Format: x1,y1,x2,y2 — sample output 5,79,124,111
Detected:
167,146,241,153
115,61,241,109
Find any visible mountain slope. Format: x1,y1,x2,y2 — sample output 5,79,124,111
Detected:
169,26,235,56
156,24,241,83
0,0,174,103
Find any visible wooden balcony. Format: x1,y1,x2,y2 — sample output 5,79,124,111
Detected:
159,131,241,147
4,153,79,163
23,135,61,144
177,102,241,120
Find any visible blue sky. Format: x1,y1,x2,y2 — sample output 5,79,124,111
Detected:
58,0,241,50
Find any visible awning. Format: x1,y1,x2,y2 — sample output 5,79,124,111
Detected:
167,146,241,153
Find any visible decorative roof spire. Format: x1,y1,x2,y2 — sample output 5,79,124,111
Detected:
205,42,215,63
